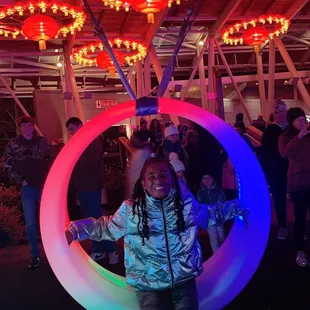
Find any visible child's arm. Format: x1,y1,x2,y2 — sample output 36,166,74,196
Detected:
195,197,247,230
66,201,128,244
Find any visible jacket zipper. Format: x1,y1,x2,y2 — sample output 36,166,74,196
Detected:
160,201,174,288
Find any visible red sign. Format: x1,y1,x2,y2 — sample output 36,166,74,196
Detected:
96,99,118,109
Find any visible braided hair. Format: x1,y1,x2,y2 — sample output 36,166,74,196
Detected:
132,157,185,245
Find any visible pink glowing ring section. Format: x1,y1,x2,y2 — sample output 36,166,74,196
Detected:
40,98,270,310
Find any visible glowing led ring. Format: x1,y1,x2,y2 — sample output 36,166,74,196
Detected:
0,1,86,39
222,14,290,46
40,98,270,309
73,39,147,67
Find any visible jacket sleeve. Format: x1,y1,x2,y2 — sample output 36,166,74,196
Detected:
196,199,244,230
278,134,300,159
68,202,128,242
3,140,23,184
78,138,103,168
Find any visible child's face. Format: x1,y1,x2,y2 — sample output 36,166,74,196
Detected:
142,162,174,200
202,175,214,189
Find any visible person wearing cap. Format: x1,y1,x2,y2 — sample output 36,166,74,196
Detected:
169,152,186,184
160,125,188,167
3,115,51,268
260,99,289,240
279,107,310,267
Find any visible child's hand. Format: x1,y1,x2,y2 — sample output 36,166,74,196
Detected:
65,230,74,246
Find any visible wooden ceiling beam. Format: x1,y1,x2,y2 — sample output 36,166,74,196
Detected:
285,0,309,19
299,46,310,67
211,0,242,34
155,34,197,50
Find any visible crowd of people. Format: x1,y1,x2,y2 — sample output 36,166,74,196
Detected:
2,99,310,275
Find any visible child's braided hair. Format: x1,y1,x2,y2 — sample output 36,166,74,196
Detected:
132,156,185,245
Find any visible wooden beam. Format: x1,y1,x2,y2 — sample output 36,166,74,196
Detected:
256,52,268,119
144,53,151,96
274,36,310,111
268,39,275,118
9,58,59,71
285,0,309,19
0,74,43,136
285,34,310,45
155,34,197,50
211,0,242,34
197,44,208,110
299,46,310,67
208,37,216,114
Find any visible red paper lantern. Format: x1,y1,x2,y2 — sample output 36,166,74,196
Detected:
97,50,125,76
22,14,59,50
242,26,269,52
130,0,169,23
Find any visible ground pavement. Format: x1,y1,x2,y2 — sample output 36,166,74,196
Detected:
1,203,310,310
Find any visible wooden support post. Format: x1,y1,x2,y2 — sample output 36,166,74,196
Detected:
197,44,208,110
136,60,144,98
0,74,43,136
256,51,267,120
208,37,216,114
64,46,85,123
144,53,151,96
214,40,252,123
274,36,310,111
181,38,209,101
213,67,225,120
268,39,275,119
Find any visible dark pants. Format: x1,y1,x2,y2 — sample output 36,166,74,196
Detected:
21,185,42,257
136,279,198,310
269,174,287,228
77,190,115,254
290,187,310,251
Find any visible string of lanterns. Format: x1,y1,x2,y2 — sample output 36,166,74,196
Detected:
72,39,147,73
102,0,181,23
221,14,290,52
0,1,86,50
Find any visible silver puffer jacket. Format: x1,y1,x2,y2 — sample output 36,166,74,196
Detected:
69,185,242,291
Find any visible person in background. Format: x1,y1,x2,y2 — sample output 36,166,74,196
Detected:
197,175,226,254
252,114,266,132
234,112,246,134
4,116,51,268
267,113,274,127
160,124,188,167
234,123,254,150
279,107,310,267
260,99,288,240
66,117,119,265
149,118,163,152
169,152,186,184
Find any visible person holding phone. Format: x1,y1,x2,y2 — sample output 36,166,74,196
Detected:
279,107,310,267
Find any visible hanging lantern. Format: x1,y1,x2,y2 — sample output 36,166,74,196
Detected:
102,0,180,23
130,0,169,23
242,26,269,53
97,50,125,76
221,14,290,52
0,1,86,48
22,15,59,50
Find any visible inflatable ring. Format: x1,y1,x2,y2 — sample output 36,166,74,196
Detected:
40,98,270,309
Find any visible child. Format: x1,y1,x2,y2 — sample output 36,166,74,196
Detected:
65,157,247,310
169,152,186,184
197,175,226,254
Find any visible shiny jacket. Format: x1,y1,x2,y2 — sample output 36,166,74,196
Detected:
69,185,242,291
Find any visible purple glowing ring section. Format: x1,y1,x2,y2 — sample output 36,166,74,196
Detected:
40,98,270,310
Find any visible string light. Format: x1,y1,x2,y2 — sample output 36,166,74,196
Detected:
0,1,86,42
222,14,290,47
72,39,147,68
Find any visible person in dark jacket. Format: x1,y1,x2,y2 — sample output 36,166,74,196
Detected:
252,114,266,132
279,107,310,267
234,112,246,134
260,99,289,240
4,116,51,268
66,117,118,264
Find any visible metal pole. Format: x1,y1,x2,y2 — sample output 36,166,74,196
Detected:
64,46,85,123
214,40,252,123
197,44,208,110
256,51,267,120
268,40,275,118
208,37,216,114
82,0,136,100
0,74,43,136
274,36,310,111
